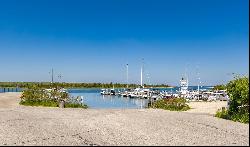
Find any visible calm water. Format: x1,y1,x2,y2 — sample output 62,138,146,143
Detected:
68,86,213,109
69,88,149,109
0,88,24,93
0,86,212,109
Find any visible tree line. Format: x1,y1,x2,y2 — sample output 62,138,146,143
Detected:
0,82,172,89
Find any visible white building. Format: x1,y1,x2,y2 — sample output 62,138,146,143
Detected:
180,77,189,97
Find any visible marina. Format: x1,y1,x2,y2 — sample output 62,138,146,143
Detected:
0,0,248,146
0,85,229,109
95,59,230,107
67,84,228,109
97,81,229,108
69,89,149,109
0,92,248,146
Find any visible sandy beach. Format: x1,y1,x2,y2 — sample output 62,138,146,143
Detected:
186,100,228,115
0,92,249,146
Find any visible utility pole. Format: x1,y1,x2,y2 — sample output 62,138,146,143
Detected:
146,73,150,86
58,74,62,83
52,68,54,83
49,68,54,83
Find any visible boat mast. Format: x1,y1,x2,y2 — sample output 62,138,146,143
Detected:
197,73,200,93
140,58,144,87
140,67,143,87
185,65,188,88
196,65,200,93
126,63,129,88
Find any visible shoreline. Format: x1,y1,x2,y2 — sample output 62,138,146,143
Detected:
0,92,248,146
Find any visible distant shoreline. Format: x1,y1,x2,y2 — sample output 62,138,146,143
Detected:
145,86,175,89
0,82,173,89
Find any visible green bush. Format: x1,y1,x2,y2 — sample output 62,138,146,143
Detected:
20,99,58,107
65,103,88,108
227,76,249,114
215,76,249,123
216,107,249,123
231,112,249,123
151,98,190,111
215,108,230,120
19,85,87,108
213,84,226,90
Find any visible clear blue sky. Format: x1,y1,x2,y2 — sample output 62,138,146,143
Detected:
0,0,249,86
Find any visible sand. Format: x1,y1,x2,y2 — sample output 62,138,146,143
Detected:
0,92,249,146
186,101,228,115
0,92,21,109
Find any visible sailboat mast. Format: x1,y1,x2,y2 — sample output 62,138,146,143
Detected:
126,63,129,88
140,58,144,87
196,65,200,93
141,67,143,87
197,74,200,93
185,65,188,87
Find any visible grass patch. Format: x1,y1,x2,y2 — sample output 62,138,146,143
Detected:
215,108,230,119
215,107,249,124
65,103,88,108
150,98,190,111
20,99,58,107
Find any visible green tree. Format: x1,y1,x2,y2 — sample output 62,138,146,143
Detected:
227,76,249,115
216,75,249,123
213,84,226,90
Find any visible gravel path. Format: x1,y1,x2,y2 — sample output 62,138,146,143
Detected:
0,93,249,146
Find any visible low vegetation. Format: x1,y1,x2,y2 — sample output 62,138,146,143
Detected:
19,85,88,108
150,98,190,111
0,82,172,89
215,76,249,123
213,84,226,90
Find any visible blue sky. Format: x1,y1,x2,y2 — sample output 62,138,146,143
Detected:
0,0,249,86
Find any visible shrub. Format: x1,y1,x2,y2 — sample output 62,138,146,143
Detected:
20,85,87,108
227,76,249,114
151,98,190,111
20,99,58,107
215,76,249,123
215,107,230,120
213,84,226,91
65,96,88,108
65,103,88,108
215,107,249,124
